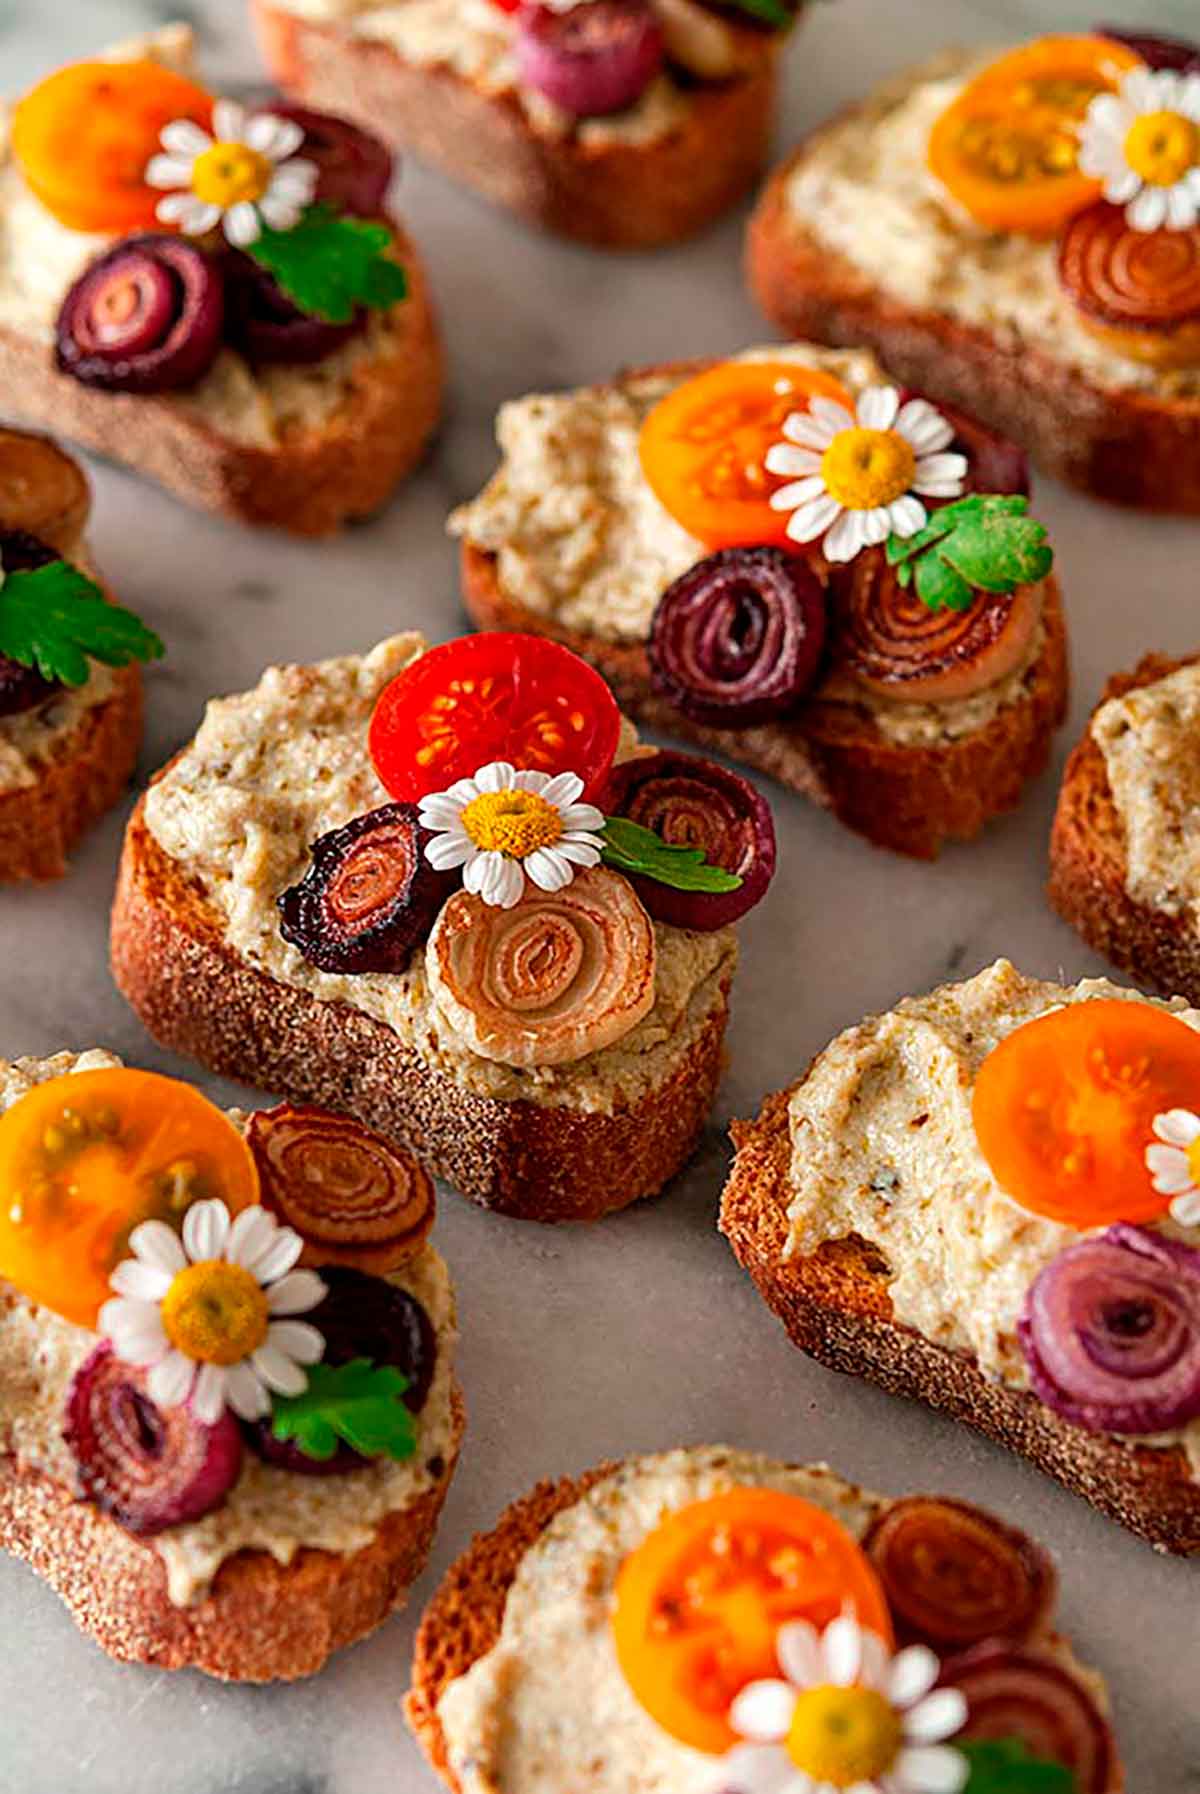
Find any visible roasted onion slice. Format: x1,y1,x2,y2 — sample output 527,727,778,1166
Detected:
831,553,1042,704
55,235,224,394
864,1497,1056,1652
941,1644,1117,1794
0,428,90,557
1059,201,1200,367
248,1103,435,1275
604,750,776,930
426,868,656,1068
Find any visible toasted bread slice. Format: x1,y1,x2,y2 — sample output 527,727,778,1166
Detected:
1049,653,1200,1004
253,0,784,249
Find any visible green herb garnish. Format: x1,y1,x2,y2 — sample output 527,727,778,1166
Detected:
885,494,1053,613
270,1358,417,1463
249,203,408,325
959,1740,1077,1794
0,562,164,688
600,816,742,894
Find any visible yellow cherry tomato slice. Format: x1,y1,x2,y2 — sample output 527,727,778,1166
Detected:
638,360,855,550
927,35,1142,237
0,1069,260,1328
972,1000,1200,1226
612,1488,892,1755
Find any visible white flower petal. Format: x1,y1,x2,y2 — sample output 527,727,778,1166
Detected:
730,1679,796,1743
1171,1189,1200,1227
145,153,194,190
903,1688,967,1745
776,1618,822,1687
247,113,306,160
100,1300,168,1363
258,192,304,233
1103,165,1143,203
191,1361,229,1424
224,201,262,247
769,475,829,512
1129,184,1169,231
555,837,603,867
226,1204,278,1271
109,1259,174,1302
765,444,824,478
266,1319,325,1364
858,1627,891,1693
857,385,900,431
1146,1143,1195,1194
494,857,526,909
716,1743,807,1794
782,411,839,451
861,505,894,545
890,1743,969,1794
559,802,605,833
524,846,575,892
226,1359,270,1420
183,1198,230,1264
820,1614,863,1686
895,399,954,454
540,770,585,808
249,1227,305,1284
477,761,516,793
128,1219,188,1276
511,768,550,793
267,1269,327,1317
888,1643,940,1709
785,495,842,545
148,1351,195,1410
462,850,489,896
212,98,246,142
161,118,212,158
270,158,318,199
426,833,476,871
809,396,857,434
823,509,869,563
912,452,968,493
886,495,928,539
1167,184,1199,230
419,793,469,826
251,1339,310,1396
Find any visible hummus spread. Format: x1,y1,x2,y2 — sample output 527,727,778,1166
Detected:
0,661,117,794
785,49,1200,400
0,1049,461,1606
450,344,1047,749
785,958,1200,1474
1092,660,1200,920
143,632,736,1113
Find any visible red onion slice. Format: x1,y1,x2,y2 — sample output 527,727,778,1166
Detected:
262,102,394,216
1095,25,1200,72
516,0,664,117
56,236,224,395
902,388,1030,498
941,1644,1117,1794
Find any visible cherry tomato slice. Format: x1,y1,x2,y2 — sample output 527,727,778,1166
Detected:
369,632,622,803
612,1488,892,1755
0,1069,261,1329
638,360,856,551
972,1000,1200,1226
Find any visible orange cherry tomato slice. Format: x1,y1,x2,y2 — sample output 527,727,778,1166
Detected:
927,35,1142,237
369,631,622,803
12,60,215,234
612,1488,892,1755
972,1000,1200,1227
638,360,855,551
0,1069,260,1329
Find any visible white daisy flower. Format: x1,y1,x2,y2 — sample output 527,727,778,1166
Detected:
146,99,318,248
764,387,968,565
99,1199,326,1425
418,761,605,910
1146,1107,1200,1226
716,1614,968,1794
1079,67,1200,233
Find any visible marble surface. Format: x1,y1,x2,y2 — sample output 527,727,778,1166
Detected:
0,0,1198,1789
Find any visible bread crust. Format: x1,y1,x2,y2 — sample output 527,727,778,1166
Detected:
253,0,783,249
1049,652,1200,1005
1,1385,463,1680
720,1088,1200,1555
110,797,731,1221
462,544,1069,859
0,224,442,536
746,150,1200,512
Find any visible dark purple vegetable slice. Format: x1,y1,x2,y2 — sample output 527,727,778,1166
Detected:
603,749,776,929
1018,1223,1200,1435
278,802,451,974
649,546,826,728
222,249,363,366
263,102,394,216
902,389,1030,499
1095,25,1200,72
516,0,664,117
55,235,224,394
0,530,64,716
63,1342,243,1535
940,1644,1117,1794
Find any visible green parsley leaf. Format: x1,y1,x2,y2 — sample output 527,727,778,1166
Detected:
721,0,792,25
249,203,408,325
959,1740,1076,1794
600,816,742,894
270,1359,417,1463
0,562,164,688
885,495,1053,613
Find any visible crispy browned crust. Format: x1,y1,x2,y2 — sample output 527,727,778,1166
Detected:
462,542,1069,859
0,666,141,882
719,1088,1200,1555
1049,652,1200,1004
0,224,442,536
747,148,1200,512
0,1385,463,1681
110,796,731,1221
253,0,784,249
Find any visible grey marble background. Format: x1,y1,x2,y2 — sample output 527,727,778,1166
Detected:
0,0,1198,1789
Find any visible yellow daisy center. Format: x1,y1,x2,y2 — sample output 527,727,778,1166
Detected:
1124,110,1199,188
820,427,916,512
785,1686,904,1789
460,790,564,859
191,140,273,209
161,1260,269,1366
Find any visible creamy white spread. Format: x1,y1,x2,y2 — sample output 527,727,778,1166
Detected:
0,661,117,794
785,958,1200,1474
0,1049,461,1606
785,48,1200,400
1093,661,1200,919
143,632,736,1111
450,344,1046,749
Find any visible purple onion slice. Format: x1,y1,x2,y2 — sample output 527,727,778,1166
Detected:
1019,1223,1200,1434
516,0,664,117
940,1644,1117,1794
55,236,224,395
222,249,363,366
0,530,65,716
1095,26,1200,72
262,102,394,216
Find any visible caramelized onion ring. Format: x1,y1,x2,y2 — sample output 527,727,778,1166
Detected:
0,428,90,557
426,868,656,1067
864,1497,1056,1651
1059,202,1200,366
247,1103,434,1274
941,1644,1117,1794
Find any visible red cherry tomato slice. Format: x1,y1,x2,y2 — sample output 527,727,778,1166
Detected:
369,632,622,803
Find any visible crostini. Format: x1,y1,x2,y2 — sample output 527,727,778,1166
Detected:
408,1444,1124,1794
0,25,441,535
722,958,1200,1554
747,29,1200,510
452,346,1068,858
0,1048,462,1679
254,0,804,249
0,426,160,880
111,629,775,1220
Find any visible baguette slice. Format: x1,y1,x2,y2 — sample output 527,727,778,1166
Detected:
720,1087,1200,1556
1049,652,1200,1005
253,0,785,249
